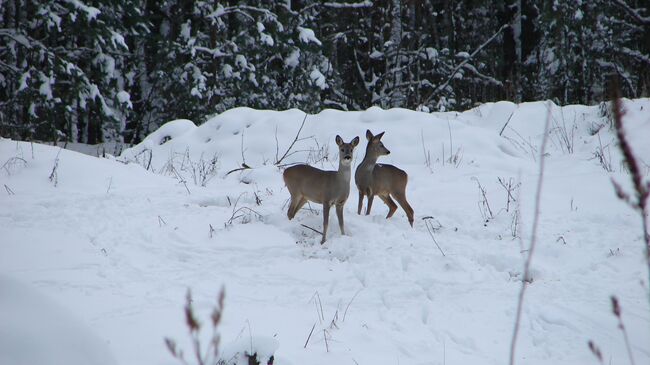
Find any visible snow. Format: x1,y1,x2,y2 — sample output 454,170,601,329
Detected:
38,72,54,99
223,64,235,78
298,27,322,46
285,49,300,68
116,90,132,109
0,276,116,365
65,0,101,21
1,99,650,365
235,55,248,69
17,71,30,91
309,68,327,89
258,22,275,47
369,50,384,59
110,31,129,50
180,22,191,40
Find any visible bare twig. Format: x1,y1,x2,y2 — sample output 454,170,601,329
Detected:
593,132,613,172
343,289,362,322
472,177,494,223
4,184,15,195
611,296,636,365
309,292,325,323
240,128,247,166
303,322,316,348
423,24,508,105
300,224,323,236
165,288,225,365
609,88,650,287
423,216,445,257
49,148,62,187
613,0,650,25
275,113,308,165
227,206,263,225
588,340,604,365
420,130,432,172
499,110,517,136
323,329,329,352
1,156,27,175
225,163,251,176
509,101,552,365
498,177,520,213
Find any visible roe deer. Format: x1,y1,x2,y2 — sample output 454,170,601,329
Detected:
355,130,414,226
284,135,360,244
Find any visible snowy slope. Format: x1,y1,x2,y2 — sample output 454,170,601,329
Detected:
1,99,649,365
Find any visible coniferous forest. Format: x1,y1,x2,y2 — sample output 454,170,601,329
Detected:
1,0,649,144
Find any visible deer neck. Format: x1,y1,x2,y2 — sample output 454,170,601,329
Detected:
337,160,352,180
359,151,379,172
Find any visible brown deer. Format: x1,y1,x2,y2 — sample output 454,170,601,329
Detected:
355,130,414,226
283,135,360,244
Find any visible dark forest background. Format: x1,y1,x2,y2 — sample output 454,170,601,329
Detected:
1,0,649,144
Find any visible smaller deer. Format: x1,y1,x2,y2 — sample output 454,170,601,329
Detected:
284,135,360,244
355,130,414,226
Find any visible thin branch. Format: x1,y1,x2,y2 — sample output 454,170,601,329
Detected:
225,163,251,176
509,101,552,365
303,322,316,348
423,24,508,105
300,224,323,236
613,0,650,25
611,296,637,365
499,109,517,136
423,217,446,257
275,114,308,165
323,329,329,352
4,184,15,195
343,289,362,322
610,85,650,296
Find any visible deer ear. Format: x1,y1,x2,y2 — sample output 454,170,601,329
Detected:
375,131,385,140
366,129,373,141
335,135,343,146
351,136,360,147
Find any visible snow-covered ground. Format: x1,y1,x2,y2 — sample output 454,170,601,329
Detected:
1,100,649,365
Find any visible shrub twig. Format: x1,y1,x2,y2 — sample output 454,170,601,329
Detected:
275,113,308,165
423,216,445,256
611,296,636,365
609,89,650,289
300,224,323,236
4,184,15,195
165,288,225,365
303,322,316,348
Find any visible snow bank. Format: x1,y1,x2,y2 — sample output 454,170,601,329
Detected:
122,100,649,179
0,276,116,365
2,98,649,365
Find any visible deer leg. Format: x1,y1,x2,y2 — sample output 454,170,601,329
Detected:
288,197,308,219
336,203,345,235
294,197,308,215
393,192,414,227
379,194,398,219
357,191,364,215
366,194,375,215
321,203,330,244
287,197,298,219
